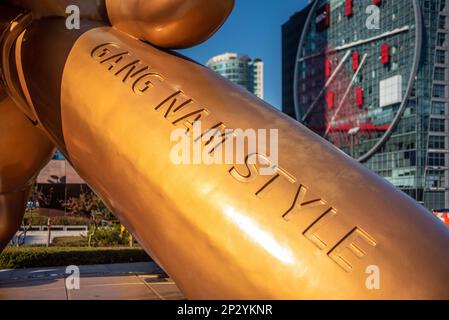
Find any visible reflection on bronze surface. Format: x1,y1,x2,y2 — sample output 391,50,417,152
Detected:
8,0,107,20
0,92,54,251
105,0,235,48
57,27,449,299
9,0,235,49
0,188,30,251
0,3,448,299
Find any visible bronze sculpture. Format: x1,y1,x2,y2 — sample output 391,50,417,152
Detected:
0,0,448,299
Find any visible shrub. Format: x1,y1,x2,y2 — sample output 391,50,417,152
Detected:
52,227,129,247
23,215,92,226
90,226,128,247
0,246,151,269
51,236,88,247
50,216,92,226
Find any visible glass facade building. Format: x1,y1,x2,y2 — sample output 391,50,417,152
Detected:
282,4,313,119
37,149,91,212
207,53,264,99
282,0,449,211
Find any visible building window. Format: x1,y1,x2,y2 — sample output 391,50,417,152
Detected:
439,16,447,29
435,67,446,81
433,84,446,98
52,149,65,160
428,152,446,167
436,50,446,64
437,33,446,47
430,118,445,132
424,191,445,211
432,102,446,115
429,136,445,149
426,170,445,188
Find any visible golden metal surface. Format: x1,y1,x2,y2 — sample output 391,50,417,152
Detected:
9,0,235,49
1,10,37,124
105,0,235,48
55,27,448,299
0,188,29,251
0,91,54,250
8,0,107,20
0,2,448,299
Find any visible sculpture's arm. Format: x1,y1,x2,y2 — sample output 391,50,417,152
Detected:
0,1,448,300
0,6,55,251
0,0,233,250
0,90,54,251
9,0,235,48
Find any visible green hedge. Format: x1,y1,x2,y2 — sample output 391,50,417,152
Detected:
51,236,88,247
23,215,92,226
0,247,151,269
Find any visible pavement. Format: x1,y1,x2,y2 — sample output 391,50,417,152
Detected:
0,262,185,300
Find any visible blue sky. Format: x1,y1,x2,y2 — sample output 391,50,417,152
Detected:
179,0,309,109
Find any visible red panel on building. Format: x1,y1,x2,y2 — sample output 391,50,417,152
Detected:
325,57,332,80
345,0,353,17
373,0,382,6
381,43,390,65
352,52,359,71
356,87,364,107
326,91,335,109
433,211,449,227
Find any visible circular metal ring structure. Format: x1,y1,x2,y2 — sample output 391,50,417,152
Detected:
293,0,422,162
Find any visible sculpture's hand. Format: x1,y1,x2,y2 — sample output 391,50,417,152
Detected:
8,0,235,48
105,0,235,48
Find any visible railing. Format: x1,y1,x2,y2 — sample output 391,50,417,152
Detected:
17,225,88,232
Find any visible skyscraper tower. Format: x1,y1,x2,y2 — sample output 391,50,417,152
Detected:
207,53,264,99
283,0,449,211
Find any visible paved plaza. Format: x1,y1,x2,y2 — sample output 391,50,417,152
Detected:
0,262,184,300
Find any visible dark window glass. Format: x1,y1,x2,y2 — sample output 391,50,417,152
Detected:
430,118,446,132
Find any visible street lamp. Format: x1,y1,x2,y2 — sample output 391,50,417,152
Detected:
348,126,360,158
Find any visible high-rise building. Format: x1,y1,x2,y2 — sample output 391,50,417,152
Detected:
282,0,449,211
207,53,264,99
282,3,313,118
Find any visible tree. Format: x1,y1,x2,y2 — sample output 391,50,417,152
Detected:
15,184,53,246
60,192,116,247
